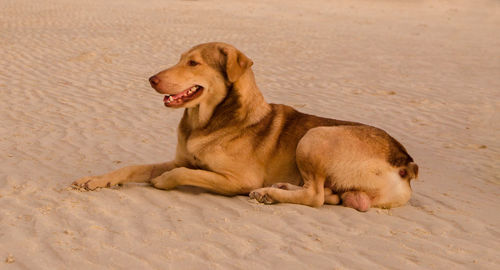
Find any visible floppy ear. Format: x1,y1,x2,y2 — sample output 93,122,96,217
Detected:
220,47,253,83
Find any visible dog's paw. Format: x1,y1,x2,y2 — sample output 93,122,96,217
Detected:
150,168,181,190
249,188,276,204
150,176,166,189
72,176,110,191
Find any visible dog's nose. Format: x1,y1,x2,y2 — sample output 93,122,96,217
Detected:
149,75,160,86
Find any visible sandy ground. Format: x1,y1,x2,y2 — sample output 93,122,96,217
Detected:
1,0,499,269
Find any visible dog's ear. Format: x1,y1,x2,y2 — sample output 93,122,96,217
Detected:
220,47,253,83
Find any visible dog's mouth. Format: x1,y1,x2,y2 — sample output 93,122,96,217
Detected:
163,85,204,107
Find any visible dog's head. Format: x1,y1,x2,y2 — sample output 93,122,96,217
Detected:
149,42,253,108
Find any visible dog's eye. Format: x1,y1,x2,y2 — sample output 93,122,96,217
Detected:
188,60,199,67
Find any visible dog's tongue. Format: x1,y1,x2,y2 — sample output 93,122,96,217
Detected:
163,88,191,102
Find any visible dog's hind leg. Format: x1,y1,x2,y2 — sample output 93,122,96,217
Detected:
250,133,328,207
250,176,325,207
271,183,340,205
271,182,301,190
324,188,341,205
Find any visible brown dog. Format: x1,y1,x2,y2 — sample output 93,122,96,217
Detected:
73,42,418,211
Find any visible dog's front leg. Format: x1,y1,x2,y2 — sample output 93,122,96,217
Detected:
151,167,257,196
73,161,177,190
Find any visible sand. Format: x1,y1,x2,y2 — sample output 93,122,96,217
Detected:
1,0,499,269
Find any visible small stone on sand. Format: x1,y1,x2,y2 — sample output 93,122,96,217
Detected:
5,254,15,263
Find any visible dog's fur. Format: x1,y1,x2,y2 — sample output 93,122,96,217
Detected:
73,42,418,211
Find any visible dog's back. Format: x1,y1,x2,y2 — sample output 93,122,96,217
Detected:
247,104,417,185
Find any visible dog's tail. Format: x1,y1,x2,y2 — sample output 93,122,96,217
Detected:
399,162,419,180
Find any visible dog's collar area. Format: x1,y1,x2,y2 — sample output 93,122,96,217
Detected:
164,85,203,106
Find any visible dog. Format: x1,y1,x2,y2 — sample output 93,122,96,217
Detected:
73,42,418,211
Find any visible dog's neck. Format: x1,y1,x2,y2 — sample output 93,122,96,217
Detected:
230,69,271,124
185,69,271,130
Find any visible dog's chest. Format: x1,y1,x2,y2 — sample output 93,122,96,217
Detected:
183,135,224,169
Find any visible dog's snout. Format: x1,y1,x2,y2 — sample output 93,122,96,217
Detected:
149,75,160,86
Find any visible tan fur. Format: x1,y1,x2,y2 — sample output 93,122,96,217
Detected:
73,42,418,211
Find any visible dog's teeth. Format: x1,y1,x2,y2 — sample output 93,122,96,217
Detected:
190,86,197,91
168,96,173,101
